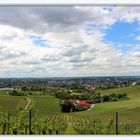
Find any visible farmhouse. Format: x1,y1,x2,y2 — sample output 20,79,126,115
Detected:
68,99,91,108
77,101,91,107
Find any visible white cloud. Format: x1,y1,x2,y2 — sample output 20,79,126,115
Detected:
0,6,140,77
135,35,140,40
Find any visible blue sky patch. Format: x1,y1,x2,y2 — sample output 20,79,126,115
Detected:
103,21,140,52
29,35,51,48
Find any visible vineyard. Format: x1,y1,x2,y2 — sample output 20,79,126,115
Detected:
1,110,140,135
28,95,61,116
1,85,140,134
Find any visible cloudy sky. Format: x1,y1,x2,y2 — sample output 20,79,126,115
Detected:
0,6,140,77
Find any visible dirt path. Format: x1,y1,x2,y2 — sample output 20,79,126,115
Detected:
7,91,31,110
24,97,31,110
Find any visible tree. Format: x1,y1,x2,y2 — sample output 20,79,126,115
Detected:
102,95,109,102
61,101,75,112
21,87,28,91
9,90,27,96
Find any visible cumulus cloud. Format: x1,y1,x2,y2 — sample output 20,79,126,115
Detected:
0,6,140,77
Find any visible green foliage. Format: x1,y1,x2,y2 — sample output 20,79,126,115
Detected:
0,107,7,134
9,90,27,96
54,91,70,100
1,109,140,134
61,101,75,112
21,87,28,91
69,84,85,92
101,93,128,102
0,107,7,124
31,113,68,134
102,95,110,102
12,111,29,134
73,119,113,134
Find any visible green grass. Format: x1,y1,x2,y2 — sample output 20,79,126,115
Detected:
0,90,27,111
68,85,140,123
0,90,61,114
28,95,61,115
95,85,140,112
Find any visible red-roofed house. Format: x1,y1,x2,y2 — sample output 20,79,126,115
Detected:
69,99,91,107
77,101,91,107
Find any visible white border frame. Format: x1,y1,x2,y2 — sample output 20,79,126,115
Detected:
0,1,140,140
0,0,140,5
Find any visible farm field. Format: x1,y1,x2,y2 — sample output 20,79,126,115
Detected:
1,85,140,122
0,91,61,112
1,85,140,134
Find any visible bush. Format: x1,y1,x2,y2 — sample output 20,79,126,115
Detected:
29,92,32,95
111,97,119,101
110,93,117,98
101,93,128,102
94,98,101,103
102,95,109,102
9,90,27,96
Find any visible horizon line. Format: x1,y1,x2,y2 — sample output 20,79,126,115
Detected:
0,75,140,79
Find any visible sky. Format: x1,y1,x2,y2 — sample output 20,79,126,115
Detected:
0,6,140,77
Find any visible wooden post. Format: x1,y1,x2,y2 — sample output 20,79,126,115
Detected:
29,110,32,134
7,111,10,134
116,112,118,135
2,122,6,134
